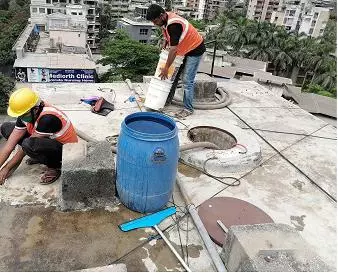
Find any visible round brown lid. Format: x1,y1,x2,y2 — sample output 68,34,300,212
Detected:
197,197,274,246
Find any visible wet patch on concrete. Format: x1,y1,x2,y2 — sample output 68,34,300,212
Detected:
290,215,306,231
117,237,185,272
177,163,201,178
292,180,305,191
0,202,155,271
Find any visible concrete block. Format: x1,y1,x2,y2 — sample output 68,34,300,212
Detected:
221,223,331,272
143,75,152,83
194,78,217,101
59,140,117,211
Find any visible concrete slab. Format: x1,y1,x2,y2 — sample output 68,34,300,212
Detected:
281,133,337,199
221,223,331,271
212,154,336,269
0,152,58,207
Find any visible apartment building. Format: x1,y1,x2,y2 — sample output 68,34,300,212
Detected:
246,0,281,21
30,0,100,49
270,0,330,37
186,0,206,19
116,17,155,44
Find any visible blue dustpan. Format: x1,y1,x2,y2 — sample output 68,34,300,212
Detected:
119,206,176,231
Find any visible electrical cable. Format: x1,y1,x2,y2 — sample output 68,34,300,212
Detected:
241,127,337,141
179,159,241,187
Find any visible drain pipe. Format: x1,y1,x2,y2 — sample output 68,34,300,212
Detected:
176,176,227,272
172,87,231,110
75,128,97,143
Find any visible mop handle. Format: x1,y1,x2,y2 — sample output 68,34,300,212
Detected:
154,225,192,272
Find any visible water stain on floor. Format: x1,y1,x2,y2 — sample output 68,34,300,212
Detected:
0,203,154,271
178,163,201,178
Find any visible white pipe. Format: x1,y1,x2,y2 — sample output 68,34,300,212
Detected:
154,225,192,272
176,176,227,272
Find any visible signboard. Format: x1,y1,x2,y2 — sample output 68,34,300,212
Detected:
27,68,49,82
49,69,95,83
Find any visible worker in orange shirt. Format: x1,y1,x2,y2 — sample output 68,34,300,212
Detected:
0,88,78,185
146,4,206,118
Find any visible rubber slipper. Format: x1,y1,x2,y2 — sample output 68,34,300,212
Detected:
40,168,61,185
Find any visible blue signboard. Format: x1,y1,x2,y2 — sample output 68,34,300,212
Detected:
49,69,95,83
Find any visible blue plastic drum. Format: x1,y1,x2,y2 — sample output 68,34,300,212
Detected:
116,112,179,213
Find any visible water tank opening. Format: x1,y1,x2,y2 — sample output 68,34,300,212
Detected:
126,115,175,134
187,126,237,150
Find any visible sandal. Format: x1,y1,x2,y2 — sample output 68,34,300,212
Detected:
175,109,193,119
26,158,40,165
40,168,61,185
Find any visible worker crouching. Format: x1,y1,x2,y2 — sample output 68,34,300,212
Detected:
0,88,78,185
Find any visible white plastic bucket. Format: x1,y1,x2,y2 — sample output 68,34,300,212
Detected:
144,77,172,110
154,50,184,81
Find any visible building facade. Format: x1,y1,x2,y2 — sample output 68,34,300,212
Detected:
30,0,100,49
270,0,330,37
116,18,155,44
246,0,281,21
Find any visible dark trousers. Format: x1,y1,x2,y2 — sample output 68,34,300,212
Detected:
0,122,62,168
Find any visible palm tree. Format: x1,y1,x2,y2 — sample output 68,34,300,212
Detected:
313,58,337,90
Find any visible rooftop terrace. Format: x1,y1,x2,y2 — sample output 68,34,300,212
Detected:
0,78,336,271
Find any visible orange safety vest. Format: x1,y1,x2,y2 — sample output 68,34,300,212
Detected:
162,12,203,56
24,102,78,144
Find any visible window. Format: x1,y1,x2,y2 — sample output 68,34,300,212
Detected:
319,29,324,34
79,12,82,15
39,8,45,13
139,40,147,43
140,29,148,35
46,0,51,3
311,20,316,26
47,8,52,14
314,12,318,19
309,28,313,35
32,7,37,12
71,12,77,15
289,10,295,16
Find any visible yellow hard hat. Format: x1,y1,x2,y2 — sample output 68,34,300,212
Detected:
7,88,40,117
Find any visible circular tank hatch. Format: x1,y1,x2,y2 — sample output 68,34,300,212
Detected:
198,197,274,246
187,126,237,150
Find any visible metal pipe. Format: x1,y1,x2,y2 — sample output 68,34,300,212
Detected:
176,176,227,272
154,225,192,272
211,40,217,77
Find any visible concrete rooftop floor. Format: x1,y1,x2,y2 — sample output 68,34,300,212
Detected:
0,78,336,271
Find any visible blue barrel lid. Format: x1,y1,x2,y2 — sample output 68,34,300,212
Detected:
122,112,178,141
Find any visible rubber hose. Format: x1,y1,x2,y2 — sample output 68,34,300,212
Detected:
112,142,218,154
172,87,231,110
180,142,219,151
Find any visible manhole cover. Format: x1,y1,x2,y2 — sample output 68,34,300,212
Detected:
198,197,274,246
187,126,237,150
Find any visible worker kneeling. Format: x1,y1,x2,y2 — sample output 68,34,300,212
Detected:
0,88,78,185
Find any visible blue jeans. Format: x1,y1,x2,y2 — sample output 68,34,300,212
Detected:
182,54,203,112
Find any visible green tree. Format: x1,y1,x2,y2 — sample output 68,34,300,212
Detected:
189,19,206,31
0,73,14,112
98,30,160,82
